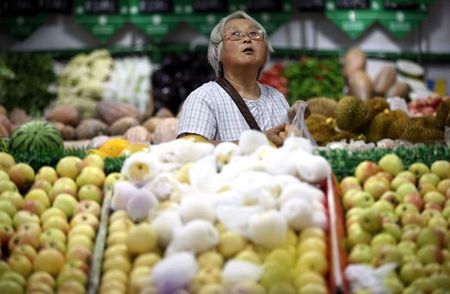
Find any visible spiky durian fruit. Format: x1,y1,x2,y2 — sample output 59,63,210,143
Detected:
365,97,390,121
385,110,410,139
364,111,391,142
401,124,444,143
435,98,450,129
306,114,337,146
410,116,438,129
335,96,370,132
307,97,338,118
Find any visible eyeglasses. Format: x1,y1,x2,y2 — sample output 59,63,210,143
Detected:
218,30,265,43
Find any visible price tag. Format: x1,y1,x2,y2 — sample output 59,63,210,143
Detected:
192,0,228,12
296,0,325,11
138,0,172,13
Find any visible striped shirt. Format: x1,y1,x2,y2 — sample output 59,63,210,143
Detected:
177,81,289,141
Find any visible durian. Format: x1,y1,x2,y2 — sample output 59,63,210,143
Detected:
385,110,410,139
365,97,389,121
335,96,370,132
401,124,444,143
306,97,338,118
365,111,391,142
436,99,450,129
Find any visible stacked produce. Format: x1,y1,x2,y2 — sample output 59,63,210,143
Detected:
103,56,153,115
344,48,411,100
258,63,288,96
339,154,450,293
304,95,450,145
284,56,344,105
0,151,107,293
99,132,332,293
152,52,216,115
54,50,113,119
0,53,56,118
408,96,446,117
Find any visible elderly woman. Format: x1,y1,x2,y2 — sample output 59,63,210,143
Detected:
177,10,299,146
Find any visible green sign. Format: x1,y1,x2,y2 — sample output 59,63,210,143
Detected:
325,0,435,39
0,15,47,40
74,0,128,42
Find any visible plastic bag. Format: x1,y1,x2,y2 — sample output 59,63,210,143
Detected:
286,101,317,146
345,263,397,294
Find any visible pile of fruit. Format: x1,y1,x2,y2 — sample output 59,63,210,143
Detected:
99,131,332,293
339,154,450,293
0,151,114,293
408,96,446,117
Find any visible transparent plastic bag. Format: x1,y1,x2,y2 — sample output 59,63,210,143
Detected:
286,101,317,146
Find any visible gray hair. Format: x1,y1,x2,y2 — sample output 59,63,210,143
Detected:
207,10,274,78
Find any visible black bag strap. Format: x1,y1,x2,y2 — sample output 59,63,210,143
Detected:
216,77,261,131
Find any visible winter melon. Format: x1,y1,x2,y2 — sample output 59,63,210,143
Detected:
9,120,64,156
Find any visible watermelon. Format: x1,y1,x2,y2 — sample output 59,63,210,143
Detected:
9,120,64,156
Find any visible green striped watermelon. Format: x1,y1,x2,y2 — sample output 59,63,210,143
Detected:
9,120,64,156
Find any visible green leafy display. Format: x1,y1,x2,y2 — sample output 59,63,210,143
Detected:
284,57,344,104
317,144,450,181
0,53,56,117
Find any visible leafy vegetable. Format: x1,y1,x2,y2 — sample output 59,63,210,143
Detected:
284,57,344,104
0,53,56,117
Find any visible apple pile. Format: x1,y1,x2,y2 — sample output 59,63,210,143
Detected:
0,151,109,294
340,153,450,293
408,96,445,116
100,132,332,293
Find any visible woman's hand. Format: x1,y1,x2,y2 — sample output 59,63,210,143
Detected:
264,124,286,147
287,100,311,123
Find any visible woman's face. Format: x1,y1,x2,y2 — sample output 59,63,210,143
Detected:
220,18,267,74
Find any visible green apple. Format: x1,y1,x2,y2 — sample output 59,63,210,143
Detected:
0,170,8,181
396,171,417,184
417,244,444,264
429,272,450,289
431,160,450,179
0,152,15,172
0,190,24,210
391,176,413,191
0,280,23,294
27,271,56,289
30,180,52,197
340,176,362,195
24,188,50,209
104,172,125,191
42,216,70,234
77,184,102,203
370,232,396,252
0,211,12,225
41,207,67,223
419,173,441,188
372,244,403,267
50,177,78,201
409,162,430,178
0,180,17,194
354,161,380,183
423,263,441,276
295,250,328,275
383,273,404,294
40,228,67,245
398,240,417,255
378,153,404,176
372,199,394,212
56,156,83,180
380,190,402,206
358,208,382,234
382,222,402,241
401,225,422,242
348,243,372,264
76,166,105,188
403,193,424,211
33,248,65,276
13,210,40,229
350,191,375,208
347,224,372,247
8,253,33,278
395,203,419,216
82,154,104,170
0,223,14,246
400,260,425,285
0,270,26,287
427,216,448,228
396,182,419,198
0,200,16,217
35,166,58,185
424,191,445,206
417,227,446,248
8,163,35,192
437,179,450,195
363,177,390,199
343,189,360,210
401,212,427,227
53,193,78,218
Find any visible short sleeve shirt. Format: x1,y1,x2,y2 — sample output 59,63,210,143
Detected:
177,81,289,141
